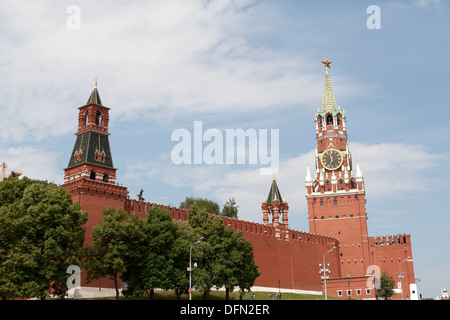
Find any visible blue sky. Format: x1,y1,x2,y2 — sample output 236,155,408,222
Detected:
0,0,448,299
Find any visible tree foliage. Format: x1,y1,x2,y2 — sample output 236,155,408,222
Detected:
180,196,220,215
376,272,395,299
122,206,186,299
221,197,239,218
0,177,258,300
102,201,259,300
0,177,87,299
180,196,240,218
187,203,260,299
86,207,145,300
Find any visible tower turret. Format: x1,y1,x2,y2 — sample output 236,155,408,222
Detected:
262,175,289,239
64,80,117,184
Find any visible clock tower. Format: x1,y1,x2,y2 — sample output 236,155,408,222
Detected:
305,60,371,277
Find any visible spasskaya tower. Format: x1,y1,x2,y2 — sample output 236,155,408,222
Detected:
305,59,370,277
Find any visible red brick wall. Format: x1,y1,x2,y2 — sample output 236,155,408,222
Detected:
126,199,341,292
325,276,375,299
369,235,415,300
242,230,340,291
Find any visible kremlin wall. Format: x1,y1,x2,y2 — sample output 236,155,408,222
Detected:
61,63,417,300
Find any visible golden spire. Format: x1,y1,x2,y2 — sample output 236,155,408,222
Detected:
320,58,338,112
94,77,97,89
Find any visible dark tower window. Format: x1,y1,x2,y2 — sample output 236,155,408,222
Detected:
90,171,96,180
326,115,333,126
103,173,109,182
84,111,89,125
96,111,102,126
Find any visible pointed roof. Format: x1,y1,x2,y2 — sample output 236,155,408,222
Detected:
317,59,344,118
321,68,337,112
86,79,103,106
266,175,284,205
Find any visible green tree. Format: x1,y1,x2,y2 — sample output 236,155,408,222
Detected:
187,203,259,300
376,272,395,300
180,196,220,215
86,207,145,300
171,220,198,299
0,177,87,300
183,204,215,299
123,206,182,299
221,198,239,218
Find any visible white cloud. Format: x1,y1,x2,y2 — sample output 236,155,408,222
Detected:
414,0,443,8
121,141,445,228
0,0,365,144
0,146,63,184
348,142,445,197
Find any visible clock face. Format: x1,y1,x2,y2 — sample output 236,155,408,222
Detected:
321,149,343,171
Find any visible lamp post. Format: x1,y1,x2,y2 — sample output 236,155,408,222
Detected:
319,246,335,300
397,256,412,300
188,236,204,300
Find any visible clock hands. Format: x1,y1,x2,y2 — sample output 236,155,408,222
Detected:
321,149,343,170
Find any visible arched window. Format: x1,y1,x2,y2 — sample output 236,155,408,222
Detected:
90,170,96,180
317,116,323,129
313,181,320,192
338,179,345,190
326,114,333,126
103,173,109,182
95,111,102,126
84,111,89,125
324,180,332,192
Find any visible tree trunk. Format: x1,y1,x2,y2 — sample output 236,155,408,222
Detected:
114,272,120,300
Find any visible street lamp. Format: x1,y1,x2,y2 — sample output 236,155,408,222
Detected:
188,236,204,300
319,246,335,300
396,256,412,300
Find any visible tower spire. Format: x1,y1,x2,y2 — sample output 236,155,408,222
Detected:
320,58,338,113
86,78,102,106
266,176,283,205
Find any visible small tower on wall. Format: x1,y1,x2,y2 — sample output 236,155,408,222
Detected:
262,176,289,239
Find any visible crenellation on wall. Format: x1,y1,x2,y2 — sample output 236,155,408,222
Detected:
373,233,410,247
124,198,189,221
